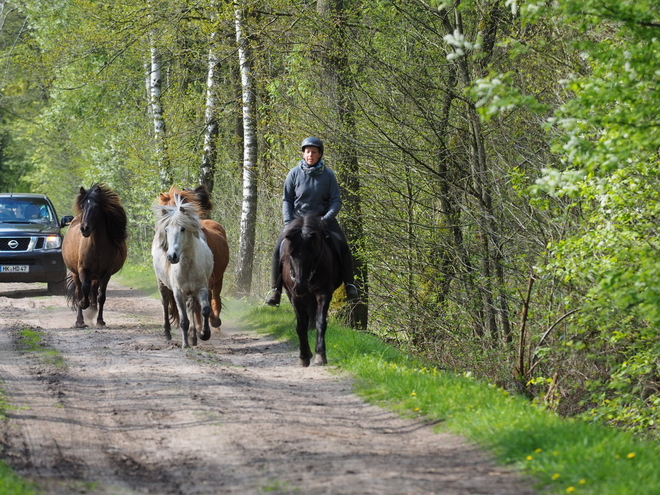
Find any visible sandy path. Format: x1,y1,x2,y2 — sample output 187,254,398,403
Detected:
0,281,536,494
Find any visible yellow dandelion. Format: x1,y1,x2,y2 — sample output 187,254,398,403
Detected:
411,392,417,396
627,452,636,459
526,456,533,461
534,448,542,453
413,407,420,412
566,487,575,493
551,473,560,480
579,479,586,485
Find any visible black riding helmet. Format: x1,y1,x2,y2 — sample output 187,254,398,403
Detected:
301,137,324,156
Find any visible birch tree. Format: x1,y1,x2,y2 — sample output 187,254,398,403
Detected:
148,28,172,190
234,3,258,296
199,1,220,193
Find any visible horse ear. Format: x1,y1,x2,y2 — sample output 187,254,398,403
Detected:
79,186,85,195
159,192,169,203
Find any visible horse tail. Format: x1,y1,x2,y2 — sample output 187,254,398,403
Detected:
65,273,77,309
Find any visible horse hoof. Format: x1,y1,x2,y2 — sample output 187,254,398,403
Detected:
299,358,311,367
75,322,87,329
313,355,327,366
96,320,106,327
210,316,221,328
200,330,211,341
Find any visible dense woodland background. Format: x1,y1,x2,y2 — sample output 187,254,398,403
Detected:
2,0,660,440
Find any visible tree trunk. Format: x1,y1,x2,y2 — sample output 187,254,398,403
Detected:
199,8,220,194
234,4,258,297
317,0,368,329
148,30,172,190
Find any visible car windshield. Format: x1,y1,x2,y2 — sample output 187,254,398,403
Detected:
0,198,56,224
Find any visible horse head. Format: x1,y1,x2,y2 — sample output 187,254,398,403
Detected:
75,184,127,241
153,196,203,265
283,215,326,297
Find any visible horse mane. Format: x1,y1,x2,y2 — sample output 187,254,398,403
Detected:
75,183,128,243
153,194,203,236
158,185,212,218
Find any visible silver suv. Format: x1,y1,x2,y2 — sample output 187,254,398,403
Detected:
0,193,72,294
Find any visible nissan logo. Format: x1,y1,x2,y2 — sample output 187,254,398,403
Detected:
8,240,19,249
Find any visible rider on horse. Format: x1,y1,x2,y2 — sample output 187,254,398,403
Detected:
265,137,359,306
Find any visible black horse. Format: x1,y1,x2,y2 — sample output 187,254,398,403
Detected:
281,214,343,367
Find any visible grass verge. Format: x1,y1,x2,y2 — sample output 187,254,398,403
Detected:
238,303,660,495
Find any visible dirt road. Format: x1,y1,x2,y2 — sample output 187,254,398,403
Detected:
0,281,536,494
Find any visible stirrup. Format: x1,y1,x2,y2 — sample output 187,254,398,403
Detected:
265,289,281,307
345,284,358,301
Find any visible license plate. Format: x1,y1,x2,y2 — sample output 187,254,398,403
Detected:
0,265,29,273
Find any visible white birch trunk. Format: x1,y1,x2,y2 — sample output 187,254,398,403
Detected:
149,31,172,190
234,5,258,296
199,27,220,192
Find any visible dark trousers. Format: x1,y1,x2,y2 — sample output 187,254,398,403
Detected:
270,217,354,290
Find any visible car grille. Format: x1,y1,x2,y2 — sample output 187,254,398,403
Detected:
0,237,31,251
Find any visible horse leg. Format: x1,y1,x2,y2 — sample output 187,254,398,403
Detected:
70,273,87,328
75,306,86,329
174,290,189,349
158,282,172,341
95,277,110,327
209,279,222,328
313,297,331,366
199,287,211,342
186,298,198,347
79,269,92,310
294,303,313,367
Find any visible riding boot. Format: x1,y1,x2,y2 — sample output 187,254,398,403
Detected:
265,286,281,307
265,238,283,307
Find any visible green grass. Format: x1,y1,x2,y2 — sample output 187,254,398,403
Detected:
115,264,161,298
239,303,660,495
16,328,65,368
0,463,35,495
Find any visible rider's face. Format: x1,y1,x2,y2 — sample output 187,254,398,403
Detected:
302,146,322,166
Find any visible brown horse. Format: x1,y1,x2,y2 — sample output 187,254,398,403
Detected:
157,185,229,336
281,214,342,366
62,184,127,328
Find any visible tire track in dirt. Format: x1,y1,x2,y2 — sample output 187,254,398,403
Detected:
0,282,537,494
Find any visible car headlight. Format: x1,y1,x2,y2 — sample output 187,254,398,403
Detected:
44,235,62,249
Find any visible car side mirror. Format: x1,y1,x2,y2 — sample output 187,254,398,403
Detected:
61,216,74,227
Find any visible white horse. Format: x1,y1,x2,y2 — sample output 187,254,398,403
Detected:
151,195,214,348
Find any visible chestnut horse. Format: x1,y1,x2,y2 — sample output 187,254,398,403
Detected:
281,214,342,366
62,184,127,328
157,185,229,335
